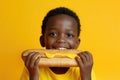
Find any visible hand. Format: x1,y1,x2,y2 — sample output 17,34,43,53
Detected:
75,51,93,80
24,52,42,80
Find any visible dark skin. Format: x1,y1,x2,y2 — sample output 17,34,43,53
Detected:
24,14,93,80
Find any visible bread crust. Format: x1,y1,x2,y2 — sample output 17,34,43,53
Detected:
22,49,80,67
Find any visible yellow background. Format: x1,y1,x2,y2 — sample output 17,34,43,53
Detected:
0,0,120,80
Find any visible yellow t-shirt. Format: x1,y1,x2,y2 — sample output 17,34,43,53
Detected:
20,51,96,80
20,67,96,80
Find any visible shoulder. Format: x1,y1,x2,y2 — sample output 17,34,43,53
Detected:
71,67,96,80
20,67,29,80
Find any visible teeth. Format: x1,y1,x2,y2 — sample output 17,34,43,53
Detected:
58,48,66,50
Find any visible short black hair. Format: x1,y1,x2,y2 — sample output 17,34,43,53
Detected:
41,7,81,36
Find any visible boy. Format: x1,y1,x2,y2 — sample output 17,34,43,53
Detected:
21,7,95,80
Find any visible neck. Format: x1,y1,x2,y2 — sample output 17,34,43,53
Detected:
50,67,69,74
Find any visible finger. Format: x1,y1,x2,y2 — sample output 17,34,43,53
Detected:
75,56,83,68
34,57,40,67
39,53,46,58
89,53,93,65
30,52,40,68
40,54,46,58
25,52,35,67
82,51,90,62
84,51,93,64
78,52,87,64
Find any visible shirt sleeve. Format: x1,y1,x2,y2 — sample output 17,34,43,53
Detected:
20,67,29,80
92,69,96,80
74,67,96,80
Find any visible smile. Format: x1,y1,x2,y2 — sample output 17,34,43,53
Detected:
57,48,67,50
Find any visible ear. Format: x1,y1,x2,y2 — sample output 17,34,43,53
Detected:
40,36,45,47
78,38,80,45
76,38,80,48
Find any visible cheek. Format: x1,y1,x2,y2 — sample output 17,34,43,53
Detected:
69,39,79,48
45,37,55,47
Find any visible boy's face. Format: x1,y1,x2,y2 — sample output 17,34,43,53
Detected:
40,14,80,49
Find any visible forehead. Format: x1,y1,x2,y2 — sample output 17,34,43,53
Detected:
46,14,78,31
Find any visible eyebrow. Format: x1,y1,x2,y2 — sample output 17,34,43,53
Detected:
47,27,57,30
47,27,74,32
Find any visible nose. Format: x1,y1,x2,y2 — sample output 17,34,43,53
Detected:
56,34,66,43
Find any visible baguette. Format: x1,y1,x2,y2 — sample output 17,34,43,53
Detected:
22,49,80,67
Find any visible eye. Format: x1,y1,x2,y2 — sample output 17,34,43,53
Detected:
66,33,74,38
48,32,57,37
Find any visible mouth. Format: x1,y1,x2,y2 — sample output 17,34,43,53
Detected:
53,46,70,50
52,45,70,50
56,47,67,50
